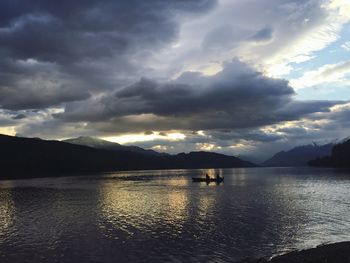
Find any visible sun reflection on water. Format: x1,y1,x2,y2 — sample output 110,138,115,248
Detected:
0,188,15,237
97,173,193,240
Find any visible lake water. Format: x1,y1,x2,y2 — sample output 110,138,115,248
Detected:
0,167,349,263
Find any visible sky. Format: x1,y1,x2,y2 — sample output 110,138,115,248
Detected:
0,0,350,161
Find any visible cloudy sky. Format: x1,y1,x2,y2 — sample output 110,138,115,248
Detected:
1,0,350,161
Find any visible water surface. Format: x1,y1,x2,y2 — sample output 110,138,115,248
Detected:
0,167,349,262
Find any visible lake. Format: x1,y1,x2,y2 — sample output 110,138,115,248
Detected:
0,167,349,262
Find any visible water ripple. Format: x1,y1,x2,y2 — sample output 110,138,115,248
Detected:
0,167,349,262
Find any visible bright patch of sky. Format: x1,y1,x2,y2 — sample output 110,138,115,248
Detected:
286,17,350,100
102,132,186,144
283,23,350,80
297,83,350,100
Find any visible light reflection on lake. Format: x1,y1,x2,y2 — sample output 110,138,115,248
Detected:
0,188,15,238
0,167,349,262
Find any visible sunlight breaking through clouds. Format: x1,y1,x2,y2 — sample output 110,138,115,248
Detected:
103,132,186,145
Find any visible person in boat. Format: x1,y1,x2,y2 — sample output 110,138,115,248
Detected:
206,174,210,180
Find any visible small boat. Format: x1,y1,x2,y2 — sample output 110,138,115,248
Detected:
192,176,224,183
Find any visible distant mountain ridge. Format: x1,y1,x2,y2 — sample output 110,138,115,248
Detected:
262,143,334,167
63,136,166,156
0,134,255,179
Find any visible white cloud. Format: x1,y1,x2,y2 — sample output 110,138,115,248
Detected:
342,41,350,51
196,142,221,151
290,60,350,89
264,0,350,77
145,0,350,81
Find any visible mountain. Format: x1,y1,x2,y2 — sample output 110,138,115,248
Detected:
0,134,255,179
309,139,350,167
262,143,334,167
63,136,165,156
172,151,255,169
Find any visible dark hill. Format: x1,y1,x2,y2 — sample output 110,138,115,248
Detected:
172,151,255,169
0,134,255,179
262,143,333,167
309,139,350,167
0,134,162,179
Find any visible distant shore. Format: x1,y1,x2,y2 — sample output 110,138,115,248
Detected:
238,241,350,263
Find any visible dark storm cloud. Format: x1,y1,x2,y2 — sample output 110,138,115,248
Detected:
111,59,293,121
0,79,83,111
0,0,216,61
54,59,341,133
0,0,217,110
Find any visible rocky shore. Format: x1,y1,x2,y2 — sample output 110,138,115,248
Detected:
238,241,350,263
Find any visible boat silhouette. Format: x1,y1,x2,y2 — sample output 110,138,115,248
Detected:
192,174,224,183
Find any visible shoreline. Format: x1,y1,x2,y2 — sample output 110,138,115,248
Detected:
238,241,350,263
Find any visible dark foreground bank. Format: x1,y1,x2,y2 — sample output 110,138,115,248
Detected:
238,241,350,263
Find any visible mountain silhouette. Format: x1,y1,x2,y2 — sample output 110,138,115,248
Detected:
63,136,166,156
0,134,255,179
309,139,350,167
262,143,334,167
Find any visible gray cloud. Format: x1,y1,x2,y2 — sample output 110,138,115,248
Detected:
0,1,216,61
0,80,90,110
1,0,349,161
201,24,248,50
12,113,26,120
209,130,283,143
53,59,340,133
249,27,274,42
0,0,217,110
0,115,15,126
0,109,28,125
